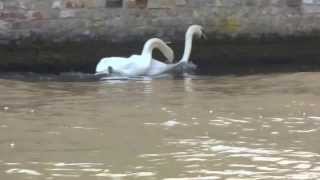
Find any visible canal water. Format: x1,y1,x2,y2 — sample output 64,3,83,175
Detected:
0,72,320,180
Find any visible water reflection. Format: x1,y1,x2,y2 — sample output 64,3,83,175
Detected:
0,72,320,179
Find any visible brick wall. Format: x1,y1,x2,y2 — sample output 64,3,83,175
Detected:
0,0,320,43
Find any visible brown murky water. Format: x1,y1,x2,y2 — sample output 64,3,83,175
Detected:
0,72,320,180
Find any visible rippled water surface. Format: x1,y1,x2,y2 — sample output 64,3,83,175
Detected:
1,72,320,180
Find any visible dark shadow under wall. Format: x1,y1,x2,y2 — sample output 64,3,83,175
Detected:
1,34,320,75
190,35,320,75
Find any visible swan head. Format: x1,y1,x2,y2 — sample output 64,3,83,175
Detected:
187,25,206,39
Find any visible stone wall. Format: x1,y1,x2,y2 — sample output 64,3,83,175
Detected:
0,0,320,43
1,0,320,73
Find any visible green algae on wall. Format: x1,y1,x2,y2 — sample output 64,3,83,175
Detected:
220,17,241,34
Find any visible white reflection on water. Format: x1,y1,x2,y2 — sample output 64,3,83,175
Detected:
95,171,155,178
6,169,42,176
139,112,320,179
164,176,220,180
3,161,156,178
138,137,320,178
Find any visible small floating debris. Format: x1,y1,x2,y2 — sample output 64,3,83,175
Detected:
3,106,9,111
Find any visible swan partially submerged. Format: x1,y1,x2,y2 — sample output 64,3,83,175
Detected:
95,38,174,76
95,25,205,77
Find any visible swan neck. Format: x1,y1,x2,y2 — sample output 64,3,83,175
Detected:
142,40,158,59
181,31,194,63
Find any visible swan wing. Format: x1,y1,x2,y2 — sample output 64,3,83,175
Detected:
119,55,152,76
145,59,172,76
95,55,152,77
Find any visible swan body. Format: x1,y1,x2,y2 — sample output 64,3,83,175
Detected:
95,38,174,76
145,25,205,76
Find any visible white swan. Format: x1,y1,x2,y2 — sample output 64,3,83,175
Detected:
95,38,174,76
145,25,205,76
